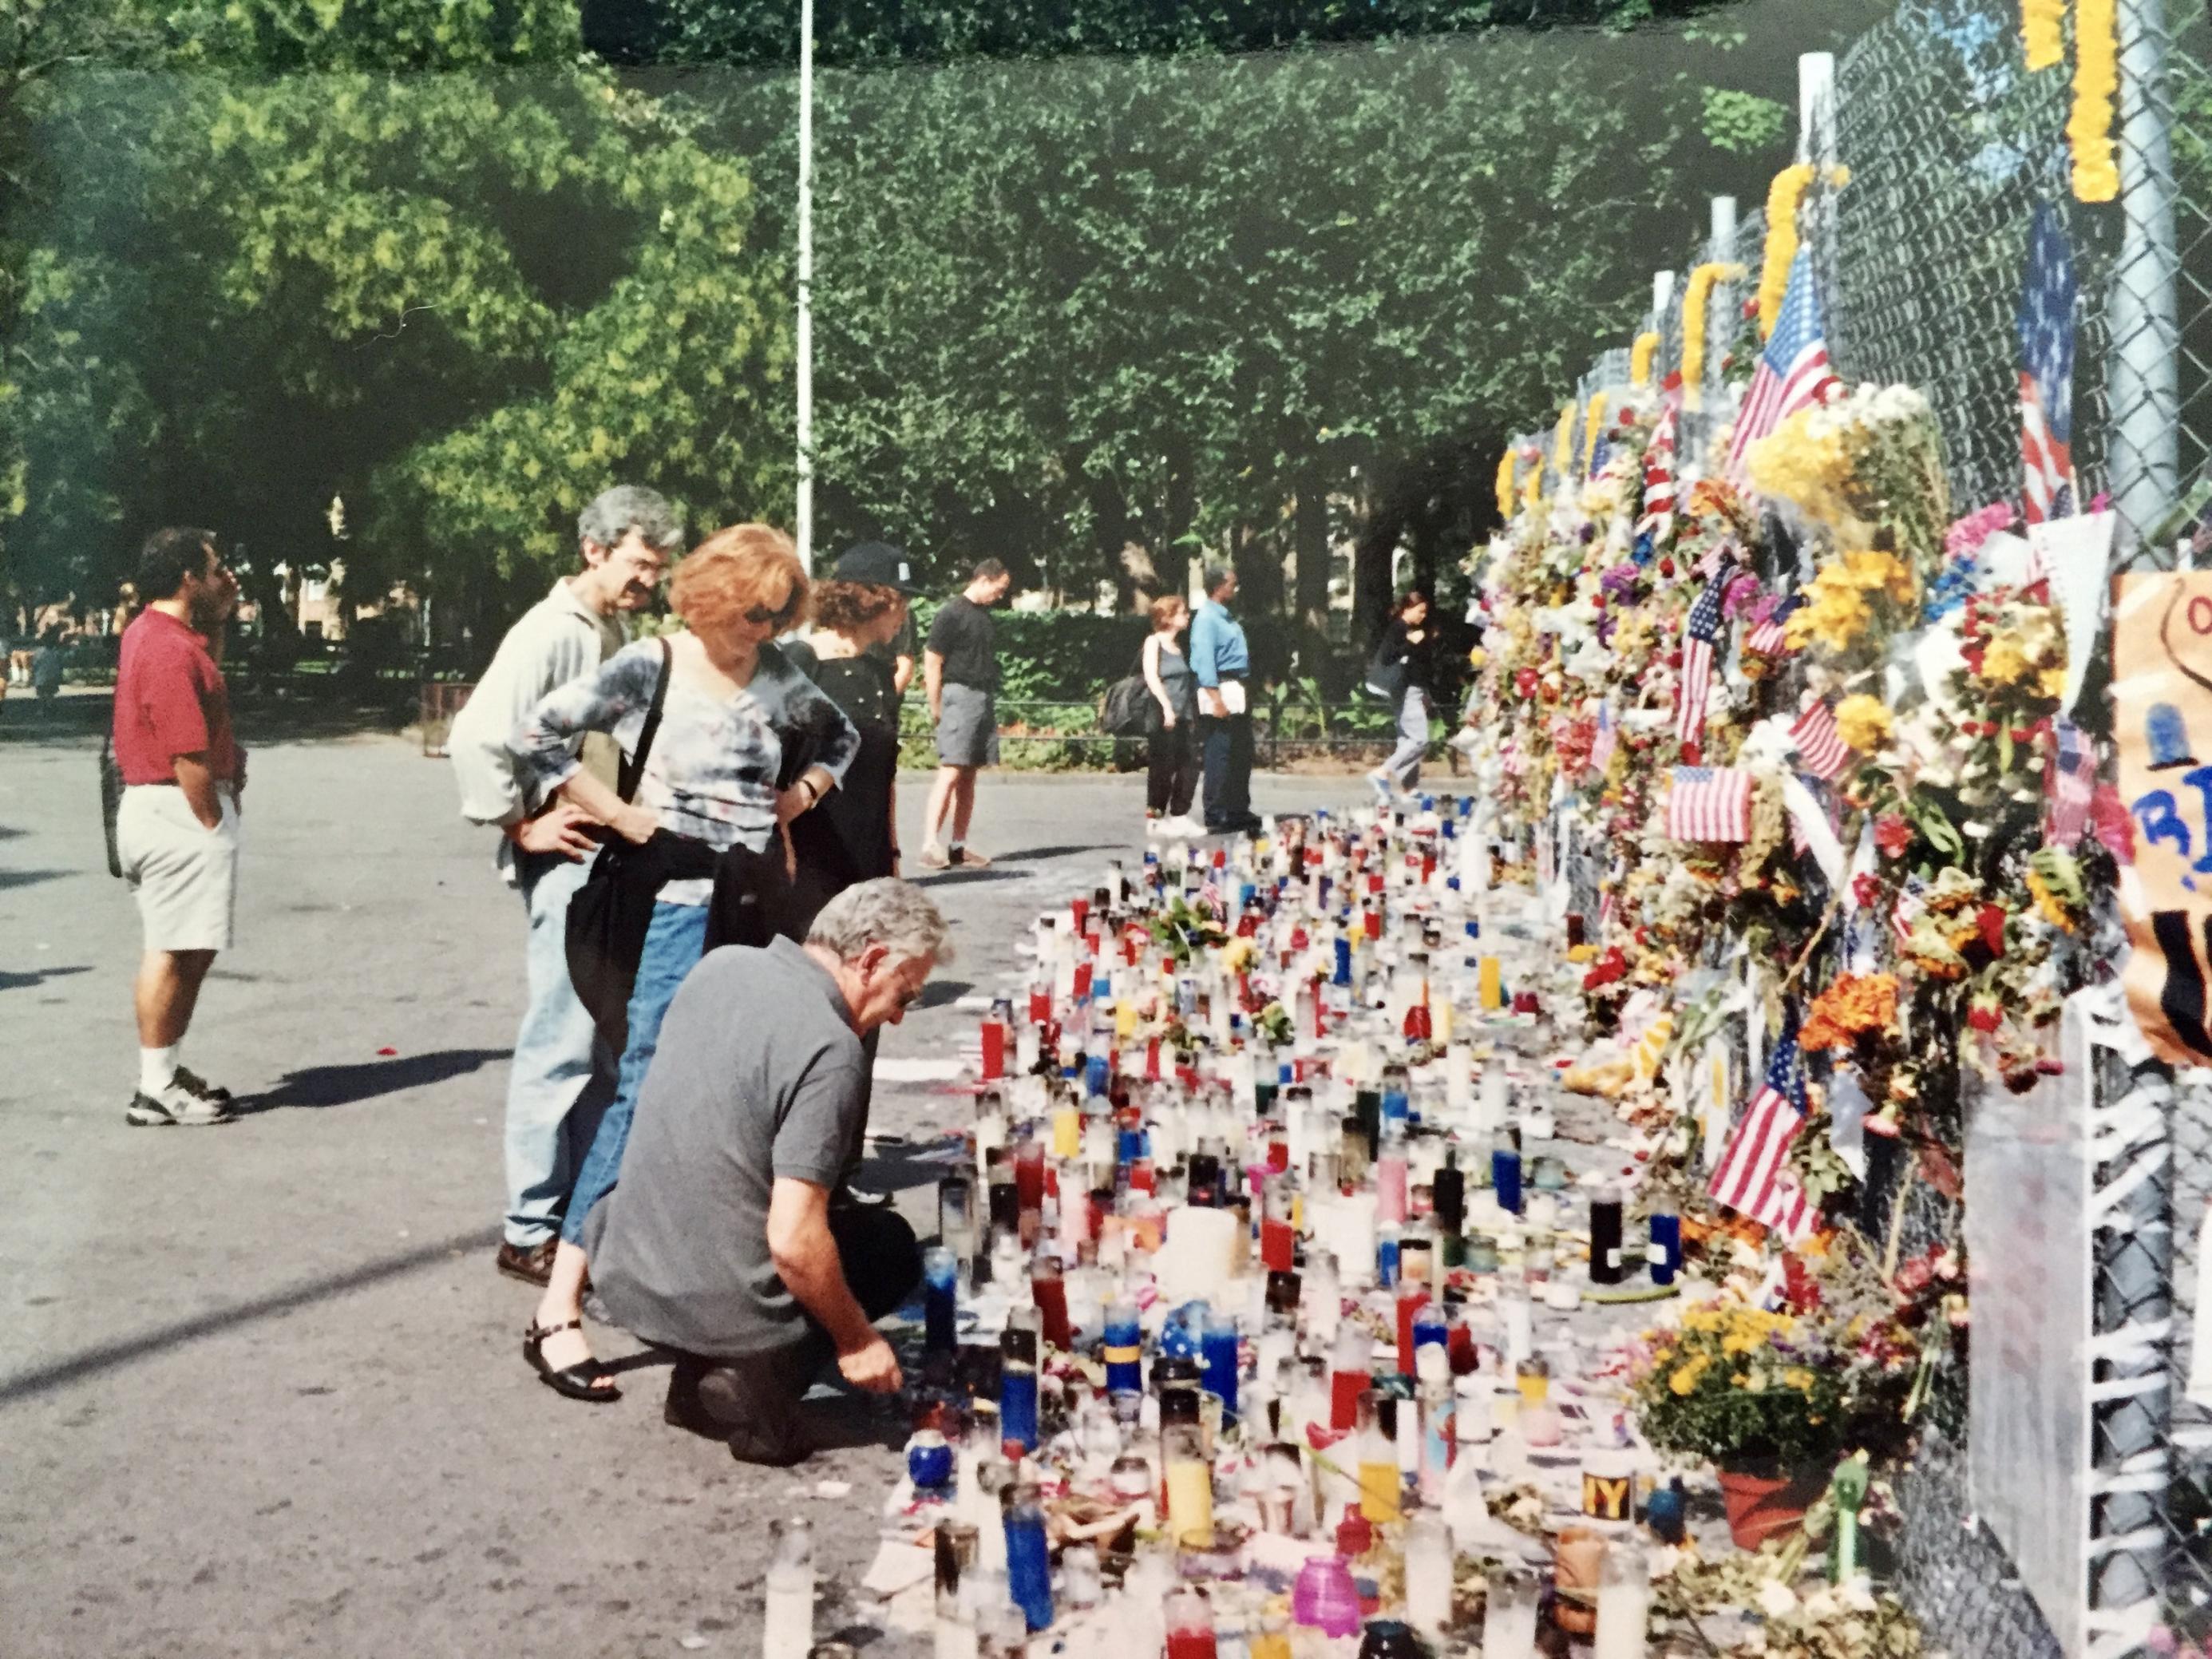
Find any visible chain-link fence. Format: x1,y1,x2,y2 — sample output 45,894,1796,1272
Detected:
1516,0,2210,1649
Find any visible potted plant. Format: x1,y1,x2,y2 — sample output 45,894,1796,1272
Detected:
1629,1303,1860,1550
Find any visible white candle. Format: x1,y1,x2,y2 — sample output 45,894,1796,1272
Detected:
1478,1065,1509,1134
1333,1190,1379,1286
1593,1544,1652,1659
1156,1206,1241,1304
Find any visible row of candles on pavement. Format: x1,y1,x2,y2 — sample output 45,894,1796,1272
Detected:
880,810,1678,1657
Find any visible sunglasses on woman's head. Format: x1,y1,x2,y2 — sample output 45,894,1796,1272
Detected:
745,589,801,628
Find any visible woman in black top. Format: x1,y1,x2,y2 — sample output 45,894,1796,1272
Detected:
1368,589,1437,801
778,543,924,931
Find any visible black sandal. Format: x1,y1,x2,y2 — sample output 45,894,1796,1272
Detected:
524,1319,621,1404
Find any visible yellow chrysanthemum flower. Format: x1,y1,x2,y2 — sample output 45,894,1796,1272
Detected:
1834,694,1894,753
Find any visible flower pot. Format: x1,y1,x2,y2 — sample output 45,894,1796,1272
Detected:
1716,1462,1826,1550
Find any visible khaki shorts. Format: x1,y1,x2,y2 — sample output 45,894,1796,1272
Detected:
118,784,239,953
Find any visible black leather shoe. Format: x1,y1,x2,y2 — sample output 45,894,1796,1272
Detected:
495,1238,558,1287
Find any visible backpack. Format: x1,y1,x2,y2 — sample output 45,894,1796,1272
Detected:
1099,644,1154,737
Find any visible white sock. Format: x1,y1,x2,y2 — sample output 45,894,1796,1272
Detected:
140,1044,180,1095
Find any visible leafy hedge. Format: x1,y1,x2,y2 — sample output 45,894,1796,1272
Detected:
908,599,1150,702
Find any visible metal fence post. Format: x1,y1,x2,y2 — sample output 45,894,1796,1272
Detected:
2107,0,2182,549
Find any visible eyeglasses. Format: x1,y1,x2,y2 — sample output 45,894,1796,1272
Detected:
744,588,803,628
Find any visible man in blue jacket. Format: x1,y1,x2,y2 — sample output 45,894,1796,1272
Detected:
1188,564,1261,836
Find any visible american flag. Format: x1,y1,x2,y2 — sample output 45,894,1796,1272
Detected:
1724,251,1838,481
1675,575,1728,747
2020,204,2079,525
1790,699,1853,782
1636,395,1680,553
1591,702,1618,774
1709,1017,1814,1239
1746,592,1802,655
2048,718,2095,848
1668,766,1755,842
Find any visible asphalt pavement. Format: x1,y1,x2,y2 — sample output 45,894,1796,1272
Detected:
0,711,1365,1659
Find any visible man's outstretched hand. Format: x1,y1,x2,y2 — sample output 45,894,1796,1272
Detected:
837,1334,903,1394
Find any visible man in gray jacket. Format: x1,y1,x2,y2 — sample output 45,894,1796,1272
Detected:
448,485,683,1285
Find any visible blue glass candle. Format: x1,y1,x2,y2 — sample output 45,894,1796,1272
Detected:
1332,936,1354,987
1085,1054,1111,1100
1002,1479,1055,1630
1377,1225,1401,1289
923,1245,959,1356
1492,1142,1523,1215
1649,1212,1682,1286
1201,1308,1241,1423
1118,1126,1149,1165
1411,1305,1450,1365
1000,1360,1039,1451
1103,1302,1143,1395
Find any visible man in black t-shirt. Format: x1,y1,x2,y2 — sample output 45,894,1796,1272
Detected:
918,557,1012,869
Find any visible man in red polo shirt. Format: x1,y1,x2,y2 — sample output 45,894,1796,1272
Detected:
113,527,244,1126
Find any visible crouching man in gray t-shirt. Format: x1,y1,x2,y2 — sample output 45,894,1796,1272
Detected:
581,877,952,1465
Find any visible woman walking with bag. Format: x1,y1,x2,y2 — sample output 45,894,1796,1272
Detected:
776,541,923,928
509,525,857,1401
1367,590,1436,802
1142,594,1203,837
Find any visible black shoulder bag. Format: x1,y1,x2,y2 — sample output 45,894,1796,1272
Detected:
564,638,672,1040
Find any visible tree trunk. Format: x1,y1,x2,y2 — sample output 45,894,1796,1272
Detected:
1293,468,1332,632
1351,493,1403,655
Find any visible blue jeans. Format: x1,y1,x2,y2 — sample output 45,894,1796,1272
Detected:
560,899,710,1248
505,852,618,1249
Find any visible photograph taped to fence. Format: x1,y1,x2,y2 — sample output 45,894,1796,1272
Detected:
2116,572,2212,1067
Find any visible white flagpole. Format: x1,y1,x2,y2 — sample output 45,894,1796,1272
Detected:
795,0,815,572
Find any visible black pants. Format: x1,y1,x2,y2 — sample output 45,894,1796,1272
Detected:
1200,707,1255,830
1146,720,1198,817
663,1202,921,1462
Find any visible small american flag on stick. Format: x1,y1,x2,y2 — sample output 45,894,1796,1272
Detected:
1675,575,1728,748
2020,204,2079,525
1724,251,1838,481
1746,592,1802,655
2048,718,2095,849
1790,699,1854,782
1668,766,1755,843
1709,1016,1814,1239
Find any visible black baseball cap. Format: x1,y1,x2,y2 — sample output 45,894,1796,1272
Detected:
833,541,925,595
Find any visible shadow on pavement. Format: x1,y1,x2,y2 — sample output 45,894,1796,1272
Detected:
852,1133,965,1196
912,979,971,1010
246,1047,508,1113
0,1222,502,1407
911,868,1023,888
992,843,1121,863
0,964,91,992
0,868,70,892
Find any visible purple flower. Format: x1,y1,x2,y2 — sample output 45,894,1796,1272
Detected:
1722,572,1763,620
1600,561,1640,599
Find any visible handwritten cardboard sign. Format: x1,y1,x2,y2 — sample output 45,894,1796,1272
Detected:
2114,572,2212,1065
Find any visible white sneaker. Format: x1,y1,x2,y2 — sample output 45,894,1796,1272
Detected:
1161,814,1209,839
126,1079,235,1126
1145,818,1166,837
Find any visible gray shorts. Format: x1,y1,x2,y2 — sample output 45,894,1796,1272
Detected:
936,682,999,768
118,783,239,952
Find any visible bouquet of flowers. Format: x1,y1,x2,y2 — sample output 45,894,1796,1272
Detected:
1630,1303,1862,1469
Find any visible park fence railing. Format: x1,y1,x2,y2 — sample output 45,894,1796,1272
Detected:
1499,2,2208,1653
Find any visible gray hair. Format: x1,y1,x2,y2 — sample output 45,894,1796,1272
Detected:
806,877,955,968
1202,563,1235,597
579,485,685,556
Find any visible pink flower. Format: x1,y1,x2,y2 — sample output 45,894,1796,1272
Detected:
1721,572,1763,620
1944,502,2014,563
